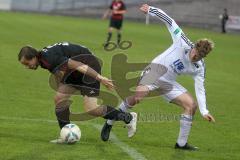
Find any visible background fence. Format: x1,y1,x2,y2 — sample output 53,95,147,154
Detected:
1,0,240,30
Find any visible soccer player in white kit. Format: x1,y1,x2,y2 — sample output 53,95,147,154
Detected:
101,4,215,150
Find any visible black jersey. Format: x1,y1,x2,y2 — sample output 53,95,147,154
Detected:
38,42,97,73
38,42,101,97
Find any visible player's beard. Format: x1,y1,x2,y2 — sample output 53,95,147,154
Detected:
30,64,39,70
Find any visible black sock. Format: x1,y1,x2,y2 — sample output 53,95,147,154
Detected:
106,32,112,44
103,106,132,124
117,33,121,45
55,105,70,129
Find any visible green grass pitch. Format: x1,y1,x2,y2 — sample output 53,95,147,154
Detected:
0,11,240,160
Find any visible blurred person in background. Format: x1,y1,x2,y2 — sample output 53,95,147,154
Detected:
102,0,126,47
219,8,229,33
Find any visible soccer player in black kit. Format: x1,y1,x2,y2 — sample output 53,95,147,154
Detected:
103,0,126,46
220,8,229,33
18,42,137,143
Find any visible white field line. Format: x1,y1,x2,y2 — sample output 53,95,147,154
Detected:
0,116,57,123
0,115,172,124
92,124,147,160
0,116,147,160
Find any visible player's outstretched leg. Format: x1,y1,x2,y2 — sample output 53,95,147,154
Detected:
101,100,138,141
101,99,131,141
101,111,137,141
81,96,137,141
93,105,137,141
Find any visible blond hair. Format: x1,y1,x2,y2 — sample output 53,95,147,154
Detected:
195,39,214,56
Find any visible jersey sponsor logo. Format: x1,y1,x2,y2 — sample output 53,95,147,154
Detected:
173,28,181,35
171,59,184,74
89,90,95,94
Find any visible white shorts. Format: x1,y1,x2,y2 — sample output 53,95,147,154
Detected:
144,79,187,102
139,63,187,102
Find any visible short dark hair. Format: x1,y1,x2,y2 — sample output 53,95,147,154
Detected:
18,46,39,61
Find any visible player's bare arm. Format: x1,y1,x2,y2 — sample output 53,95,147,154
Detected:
112,10,126,15
102,9,112,19
67,59,114,90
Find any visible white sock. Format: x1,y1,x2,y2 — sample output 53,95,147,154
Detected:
119,100,129,112
177,114,193,147
107,100,130,125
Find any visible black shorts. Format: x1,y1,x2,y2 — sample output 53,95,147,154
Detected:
110,18,123,30
62,55,101,97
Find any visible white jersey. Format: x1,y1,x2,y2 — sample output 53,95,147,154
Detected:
148,6,209,116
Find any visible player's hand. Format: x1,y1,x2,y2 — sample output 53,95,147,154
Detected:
112,10,118,14
203,113,215,122
140,4,150,14
102,10,110,20
98,75,115,91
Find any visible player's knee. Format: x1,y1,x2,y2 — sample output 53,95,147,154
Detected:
54,95,68,105
134,96,143,104
191,102,198,113
125,96,136,106
108,28,113,33
54,95,60,105
184,101,197,115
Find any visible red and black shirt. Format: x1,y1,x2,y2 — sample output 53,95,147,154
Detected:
110,0,126,20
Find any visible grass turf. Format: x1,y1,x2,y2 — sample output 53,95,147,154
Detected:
0,11,240,160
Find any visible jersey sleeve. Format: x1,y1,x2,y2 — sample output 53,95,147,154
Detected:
193,66,209,116
148,6,182,43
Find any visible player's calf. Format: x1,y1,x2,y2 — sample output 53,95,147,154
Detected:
55,105,70,129
55,99,72,129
